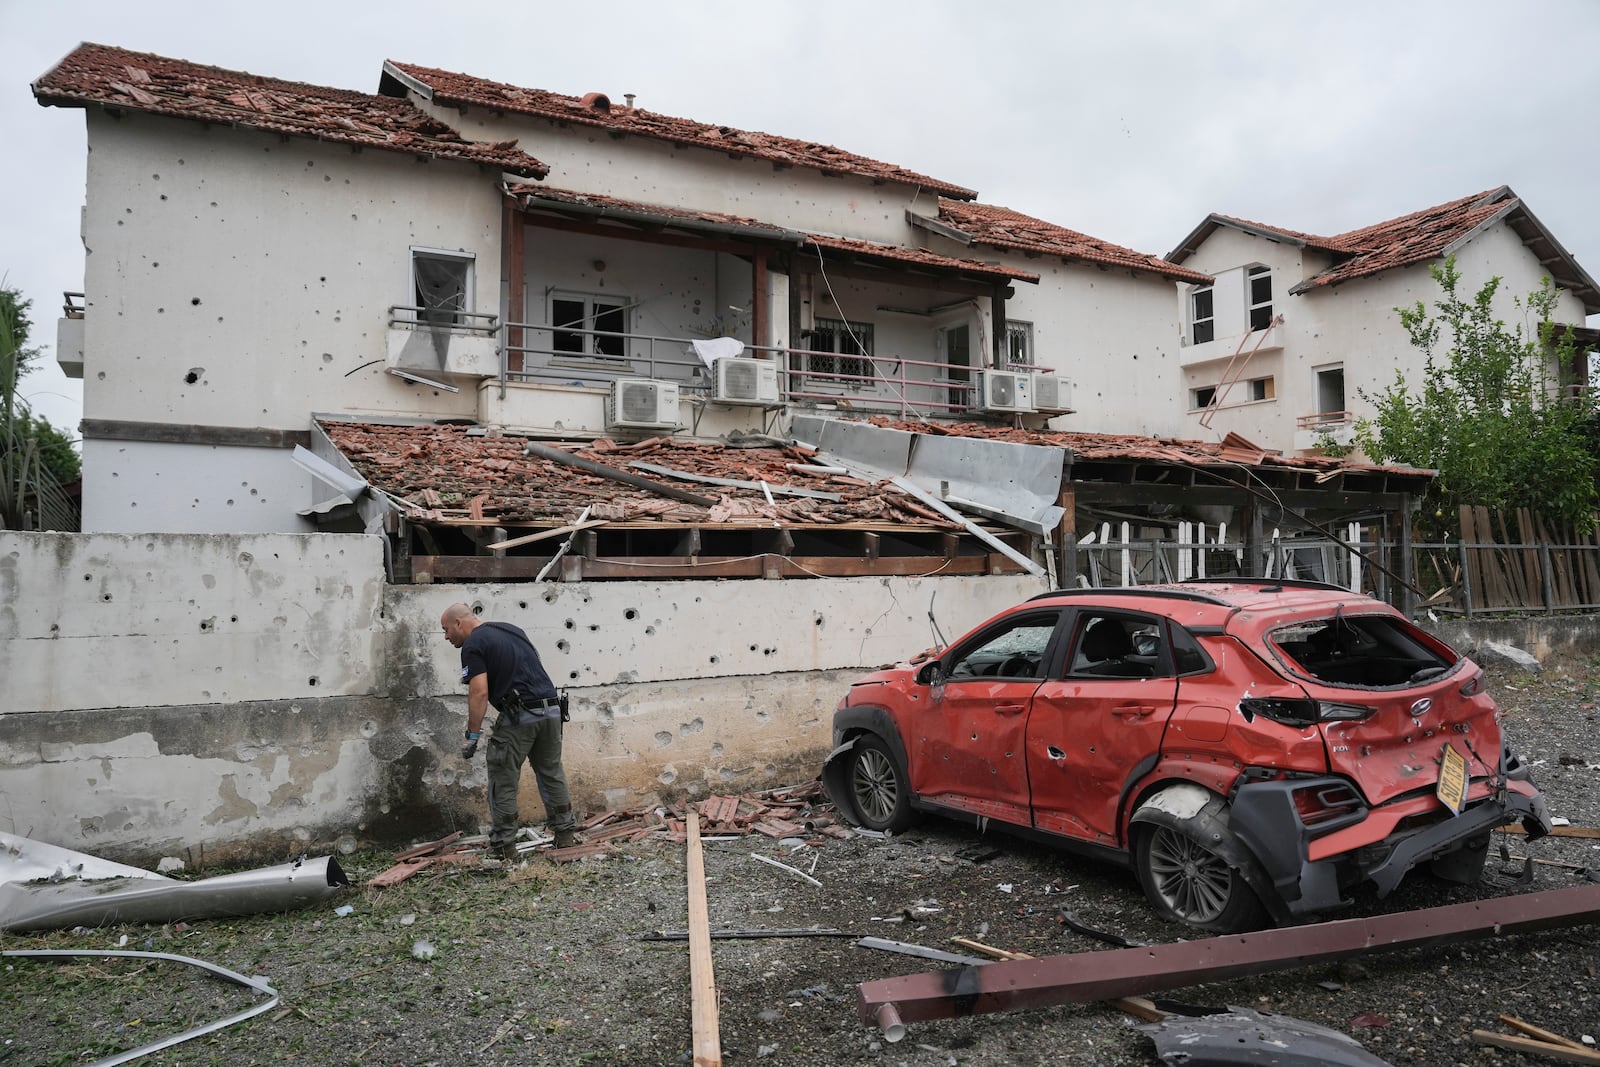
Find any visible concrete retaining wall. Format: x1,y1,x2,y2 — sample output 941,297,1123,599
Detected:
0,532,1037,864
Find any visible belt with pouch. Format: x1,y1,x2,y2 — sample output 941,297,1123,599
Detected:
497,694,561,725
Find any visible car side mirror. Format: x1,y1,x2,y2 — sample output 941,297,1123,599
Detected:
917,660,945,687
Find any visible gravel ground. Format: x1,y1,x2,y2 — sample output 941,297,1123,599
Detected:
3,658,1599,1067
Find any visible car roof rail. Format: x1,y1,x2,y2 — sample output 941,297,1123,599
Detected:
1026,586,1234,606
1177,577,1355,594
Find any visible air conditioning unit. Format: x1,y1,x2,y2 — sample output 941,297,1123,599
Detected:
712,356,781,405
1031,372,1073,414
979,370,1034,413
606,379,680,430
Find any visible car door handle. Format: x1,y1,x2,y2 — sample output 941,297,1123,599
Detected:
1112,704,1155,718
995,704,1027,716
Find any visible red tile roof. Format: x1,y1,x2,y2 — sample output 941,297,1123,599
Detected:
382,61,977,200
803,234,1038,285
34,43,548,178
319,420,964,528
1170,188,1598,310
508,184,1038,283
934,201,1210,284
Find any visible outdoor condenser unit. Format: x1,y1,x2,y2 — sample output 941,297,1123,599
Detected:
606,379,680,431
1030,372,1073,414
979,370,1034,413
712,356,781,405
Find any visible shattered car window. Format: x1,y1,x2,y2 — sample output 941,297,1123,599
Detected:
947,617,1057,680
1269,614,1453,687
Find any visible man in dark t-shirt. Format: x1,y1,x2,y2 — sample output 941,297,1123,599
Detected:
441,602,580,856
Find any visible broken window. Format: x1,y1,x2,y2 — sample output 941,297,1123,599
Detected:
1248,265,1273,331
945,611,1060,680
550,292,630,359
1268,615,1453,687
1192,385,1217,410
1190,286,1214,345
1316,365,1346,416
807,317,874,385
1248,376,1274,402
1005,321,1034,368
412,248,475,327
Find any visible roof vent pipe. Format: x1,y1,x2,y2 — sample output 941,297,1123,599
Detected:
624,93,636,109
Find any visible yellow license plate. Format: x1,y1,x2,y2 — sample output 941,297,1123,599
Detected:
1436,741,1468,815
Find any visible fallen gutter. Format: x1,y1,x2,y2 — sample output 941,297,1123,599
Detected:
1,832,349,933
2,948,278,1066
857,883,1600,1036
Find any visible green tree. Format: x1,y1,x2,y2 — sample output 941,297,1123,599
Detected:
2,285,80,529
1355,256,1596,541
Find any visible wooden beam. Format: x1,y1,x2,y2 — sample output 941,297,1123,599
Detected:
409,553,1011,581
487,520,611,553
79,419,310,449
1470,1030,1600,1064
524,441,717,506
686,812,723,1067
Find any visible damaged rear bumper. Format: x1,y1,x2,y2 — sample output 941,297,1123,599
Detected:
1231,778,1553,918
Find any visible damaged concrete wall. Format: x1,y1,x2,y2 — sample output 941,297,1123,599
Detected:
0,531,1037,864
77,111,500,533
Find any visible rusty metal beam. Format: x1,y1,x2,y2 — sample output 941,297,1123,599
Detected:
857,884,1600,1032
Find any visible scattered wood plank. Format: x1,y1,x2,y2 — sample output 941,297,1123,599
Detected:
1496,824,1600,839
366,857,435,887
391,830,464,862
686,812,723,1067
1499,1015,1594,1053
1470,1030,1600,1064
487,520,610,553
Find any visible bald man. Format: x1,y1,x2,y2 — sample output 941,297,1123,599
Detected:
441,602,580,856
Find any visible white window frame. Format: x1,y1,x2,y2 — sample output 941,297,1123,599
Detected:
410,247,475,327
1315,363,1347,416
1004,321,1034,368
805,316,874,387
548,289,632,361
1189,285,1215,345
1247,265,1273,332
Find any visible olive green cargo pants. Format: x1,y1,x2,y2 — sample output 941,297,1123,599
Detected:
486,712,576,850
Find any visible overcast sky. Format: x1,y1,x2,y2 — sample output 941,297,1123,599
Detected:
5,0,1599,440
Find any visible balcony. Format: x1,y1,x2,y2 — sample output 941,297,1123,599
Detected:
385,306,500,385
56,291,85,379
1179,320,1284,369
1294,410,1354,451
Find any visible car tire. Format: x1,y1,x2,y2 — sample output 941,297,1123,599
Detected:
846,734,916,833
1133,802,1268,934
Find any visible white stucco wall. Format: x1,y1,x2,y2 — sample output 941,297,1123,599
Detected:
0,531,1039,859
425,103,936,246
1173,222,1589,454
79,439,318,534
78,111,504,433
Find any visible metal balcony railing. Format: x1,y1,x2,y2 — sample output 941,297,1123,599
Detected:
1296,410,1351,430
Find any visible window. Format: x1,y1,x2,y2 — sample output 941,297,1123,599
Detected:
1005,321,1034,368
1248,376,1274,402
1193,378,1272,410
1067,613,1171,679
1190,286,1214,345
1248,266,1273,331
412,248,474,327
806,317,874,384
1316,365,1346,415
1192,386,1217,410
550,292,630,359
946,612,1060,680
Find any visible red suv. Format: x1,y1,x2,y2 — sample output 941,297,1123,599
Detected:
822,580,1551,932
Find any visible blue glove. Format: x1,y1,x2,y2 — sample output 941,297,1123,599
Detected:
461,731,480,760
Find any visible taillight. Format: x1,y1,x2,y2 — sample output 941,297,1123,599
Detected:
1240,698,1376,726
1292,781,1365,826
1459,671,1486,697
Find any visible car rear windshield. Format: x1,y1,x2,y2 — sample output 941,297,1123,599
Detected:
1268,614,1454,688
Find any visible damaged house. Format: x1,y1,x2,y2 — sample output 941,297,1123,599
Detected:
1165,188,1600,456
4,42,1438,863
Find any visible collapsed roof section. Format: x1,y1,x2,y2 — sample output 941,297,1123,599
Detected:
312,414,1433,587
32,43,549,178
313,418,1038,583
380,61,977,199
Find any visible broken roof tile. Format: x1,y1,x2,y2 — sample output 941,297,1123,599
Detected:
34,43,548,178
934,200,1210,284
383,60,976,199
317,420,964,530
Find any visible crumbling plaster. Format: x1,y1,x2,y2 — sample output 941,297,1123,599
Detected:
0,531,1037,864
